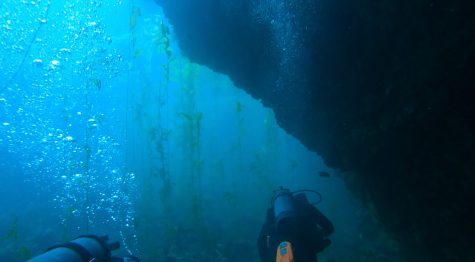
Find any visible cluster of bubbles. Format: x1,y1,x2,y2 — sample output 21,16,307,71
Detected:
251,0,319,95
1,0,137,254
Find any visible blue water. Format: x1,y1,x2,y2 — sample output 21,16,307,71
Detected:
0,1,400,261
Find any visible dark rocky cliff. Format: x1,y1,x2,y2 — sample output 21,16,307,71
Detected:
153,0,475,260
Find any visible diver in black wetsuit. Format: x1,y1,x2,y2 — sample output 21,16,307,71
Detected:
257,187,334,262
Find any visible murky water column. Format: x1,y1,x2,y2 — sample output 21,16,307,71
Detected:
125,5,173,259
0,0,138,257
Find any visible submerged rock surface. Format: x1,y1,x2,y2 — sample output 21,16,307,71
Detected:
154,0,475,260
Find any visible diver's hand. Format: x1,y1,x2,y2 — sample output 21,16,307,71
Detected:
315,238,332,253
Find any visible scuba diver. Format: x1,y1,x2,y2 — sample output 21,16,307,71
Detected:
27,234,140,262
257,187,334,262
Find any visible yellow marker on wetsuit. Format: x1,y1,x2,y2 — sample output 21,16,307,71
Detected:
276,241,294,262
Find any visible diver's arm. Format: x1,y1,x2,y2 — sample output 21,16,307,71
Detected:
311,206,334,237
257,226,268,262
257,208,276,262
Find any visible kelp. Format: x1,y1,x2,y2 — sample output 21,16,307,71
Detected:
2,216,19,242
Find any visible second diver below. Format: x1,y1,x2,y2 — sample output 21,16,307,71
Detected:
257,187,334,262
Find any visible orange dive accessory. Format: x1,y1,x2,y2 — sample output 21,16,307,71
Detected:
276,241,294,262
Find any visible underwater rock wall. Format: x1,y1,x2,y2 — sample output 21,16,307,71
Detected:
153,0,475,260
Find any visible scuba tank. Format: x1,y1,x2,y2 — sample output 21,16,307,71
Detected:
272,187,322,238
273,187,298,238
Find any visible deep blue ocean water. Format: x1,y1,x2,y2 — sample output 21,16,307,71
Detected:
1,1,401,261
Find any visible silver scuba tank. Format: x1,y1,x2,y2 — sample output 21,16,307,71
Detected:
273,187,298,237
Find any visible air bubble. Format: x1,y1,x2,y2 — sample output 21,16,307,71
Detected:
50,60,60,69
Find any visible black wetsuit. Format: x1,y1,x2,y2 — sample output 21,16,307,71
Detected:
257,197,334,262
